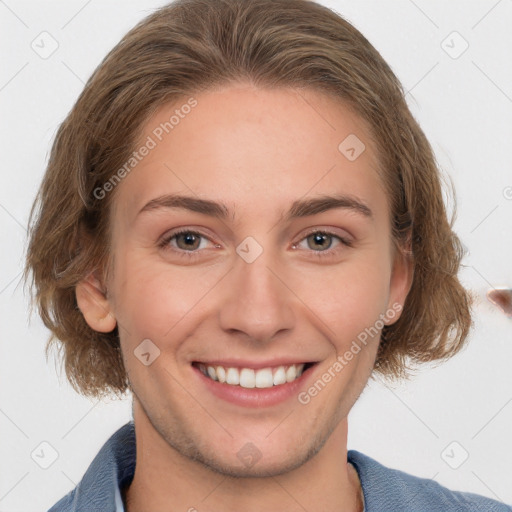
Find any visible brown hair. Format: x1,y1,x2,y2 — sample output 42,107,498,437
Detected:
23,0,473,399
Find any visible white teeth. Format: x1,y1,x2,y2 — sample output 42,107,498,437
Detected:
255,368,274,388
286,365,297,382
226,367,240,385
216,366,226,383
273,366,287,385
200,363,308,387
239,368,256,388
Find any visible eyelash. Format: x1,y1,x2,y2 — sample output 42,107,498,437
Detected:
158,228,353,260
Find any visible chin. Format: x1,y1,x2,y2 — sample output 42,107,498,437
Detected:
193,450,311,478
187,431,327,479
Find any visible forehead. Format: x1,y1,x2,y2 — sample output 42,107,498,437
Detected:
113,85,388,225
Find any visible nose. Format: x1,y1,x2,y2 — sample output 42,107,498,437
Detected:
218,247,296,344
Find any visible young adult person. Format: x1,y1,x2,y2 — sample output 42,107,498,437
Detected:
24,0,512,510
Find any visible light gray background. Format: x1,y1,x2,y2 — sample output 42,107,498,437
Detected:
1,0,511,510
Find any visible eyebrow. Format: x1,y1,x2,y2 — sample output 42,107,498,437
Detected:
137,193,373,222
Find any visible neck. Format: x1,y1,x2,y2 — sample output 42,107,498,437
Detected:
124,402,363,512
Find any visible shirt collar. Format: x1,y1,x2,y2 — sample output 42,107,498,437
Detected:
69,421,136,511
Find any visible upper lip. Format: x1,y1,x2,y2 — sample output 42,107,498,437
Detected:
193,359,317,370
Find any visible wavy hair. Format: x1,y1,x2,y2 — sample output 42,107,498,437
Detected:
23,0,473,398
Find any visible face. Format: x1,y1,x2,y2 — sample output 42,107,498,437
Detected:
81,83,411,477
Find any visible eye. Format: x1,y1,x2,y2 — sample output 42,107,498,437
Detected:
158,227,353,260
292,229,353,257
158,228,218,258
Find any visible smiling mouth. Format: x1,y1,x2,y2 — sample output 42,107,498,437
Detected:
192,362,316,389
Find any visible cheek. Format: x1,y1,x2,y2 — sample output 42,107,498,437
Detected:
111,236,392,350
290,260,391,337
111,251,220,339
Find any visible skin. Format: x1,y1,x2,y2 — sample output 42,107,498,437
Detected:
76,83,413,512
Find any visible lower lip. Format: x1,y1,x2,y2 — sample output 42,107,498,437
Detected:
192,364,316,408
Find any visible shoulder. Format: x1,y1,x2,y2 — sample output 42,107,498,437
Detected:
348,449,512,512
47,422,136,511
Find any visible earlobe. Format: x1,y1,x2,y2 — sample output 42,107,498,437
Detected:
75,272,117,333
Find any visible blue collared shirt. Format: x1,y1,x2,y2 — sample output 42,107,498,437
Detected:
48,421,512,512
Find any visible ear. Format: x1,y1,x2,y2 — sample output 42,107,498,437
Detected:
385,244,414,326
75,271,117,333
